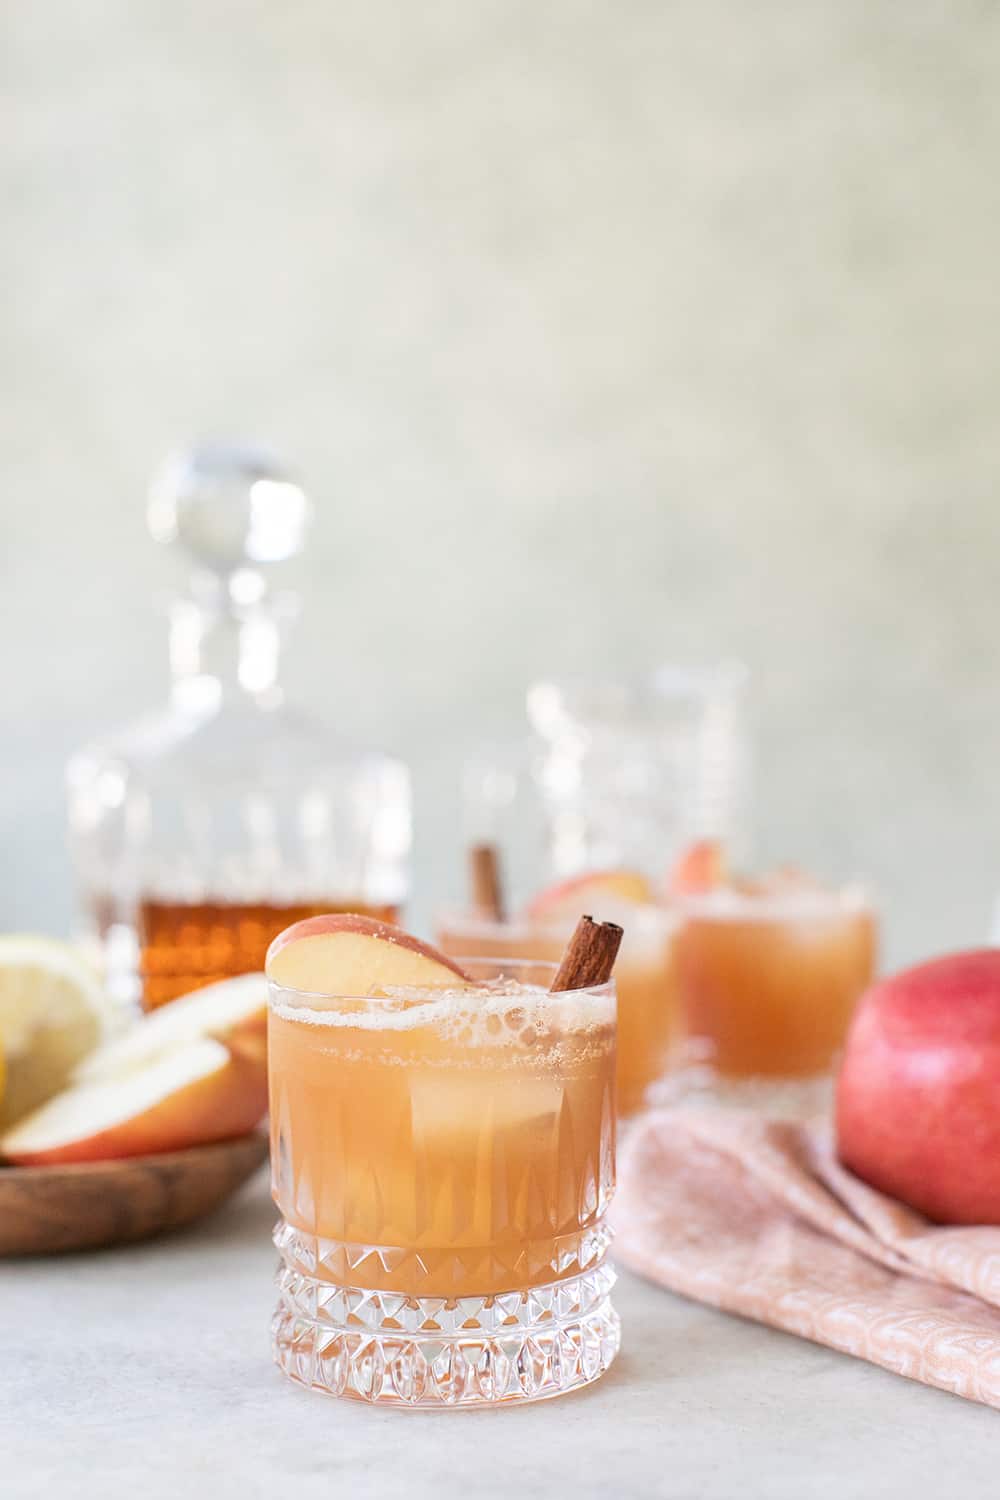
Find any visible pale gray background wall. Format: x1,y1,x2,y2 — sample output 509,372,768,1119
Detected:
3,2,999,967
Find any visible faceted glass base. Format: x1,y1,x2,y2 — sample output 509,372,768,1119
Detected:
272,1241,620,1407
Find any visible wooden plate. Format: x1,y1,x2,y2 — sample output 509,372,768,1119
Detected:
0,1133,269,1255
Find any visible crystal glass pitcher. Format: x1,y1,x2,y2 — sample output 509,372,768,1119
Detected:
66,442,410,1010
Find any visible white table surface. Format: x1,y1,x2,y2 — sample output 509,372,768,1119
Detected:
3,1170,997,1500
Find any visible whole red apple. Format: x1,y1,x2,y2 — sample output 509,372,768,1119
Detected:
836,949,1000,1224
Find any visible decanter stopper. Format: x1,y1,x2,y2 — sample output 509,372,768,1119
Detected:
148,441,312,703
148,440,311,584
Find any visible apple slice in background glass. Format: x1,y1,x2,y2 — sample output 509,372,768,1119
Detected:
524,867,655,921
665,839,726,898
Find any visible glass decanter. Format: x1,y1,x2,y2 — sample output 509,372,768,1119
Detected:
66,442,411,1011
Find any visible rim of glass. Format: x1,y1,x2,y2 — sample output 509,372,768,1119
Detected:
435,903,676,938
669,879,875,920
267,956,616,1005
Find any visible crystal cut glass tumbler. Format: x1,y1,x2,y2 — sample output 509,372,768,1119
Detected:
269,957,619,1407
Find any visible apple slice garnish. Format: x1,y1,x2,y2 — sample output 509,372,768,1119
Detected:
266,913,473,993
0,1037,268,1166
665,840,726,897
525,869,653,923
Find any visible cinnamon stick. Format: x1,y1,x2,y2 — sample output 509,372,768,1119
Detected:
550,914,623,992
469,842,506,923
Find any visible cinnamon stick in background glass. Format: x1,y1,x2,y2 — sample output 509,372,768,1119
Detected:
468,842,506,923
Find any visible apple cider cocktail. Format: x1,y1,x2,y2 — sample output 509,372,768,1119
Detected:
673,876,877,1107
266,914,620,1408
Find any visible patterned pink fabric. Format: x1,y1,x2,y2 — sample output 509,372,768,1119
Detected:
613,1109,1000,1408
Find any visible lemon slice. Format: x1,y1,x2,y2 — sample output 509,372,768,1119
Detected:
0,936,118,1130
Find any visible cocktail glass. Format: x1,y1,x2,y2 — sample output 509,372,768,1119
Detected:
671,881,877,1115
269,956,619,1407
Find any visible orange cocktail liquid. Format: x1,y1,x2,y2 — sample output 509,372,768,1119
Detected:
435,915,678,1116
268,981,616,1298
139,898,398,1009
674,899,877,1078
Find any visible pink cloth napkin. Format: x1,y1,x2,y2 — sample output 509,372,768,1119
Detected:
613,1109,1000,1409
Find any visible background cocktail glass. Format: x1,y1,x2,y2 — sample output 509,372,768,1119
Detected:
269,955,619,1407
436,909,678,1117
445,664,747,1117
670,881,878,1116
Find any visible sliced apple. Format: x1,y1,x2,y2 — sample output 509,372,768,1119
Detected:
665,840,726,897
2,972,272,1166
525,869,653,922
1,1037,268,1166
265,913,473,993
75,972,267,1085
